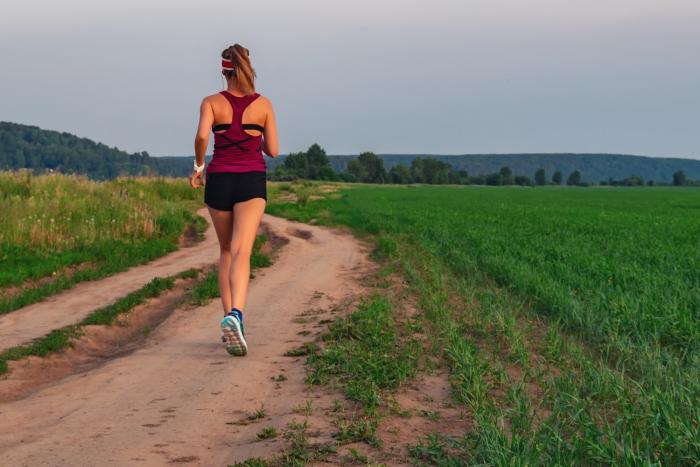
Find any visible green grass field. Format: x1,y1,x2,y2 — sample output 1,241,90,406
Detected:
267,182,700,465
0,172,205,313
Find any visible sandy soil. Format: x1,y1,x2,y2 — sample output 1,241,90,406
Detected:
0,213,373,466
0,208,219,353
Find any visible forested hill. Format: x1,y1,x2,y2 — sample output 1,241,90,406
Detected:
311,153,700,184
2,121,699,182
0,121,193,179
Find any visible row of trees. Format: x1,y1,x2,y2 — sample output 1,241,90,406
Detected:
600,171,698,187
271,145,584,187
269,144,698,187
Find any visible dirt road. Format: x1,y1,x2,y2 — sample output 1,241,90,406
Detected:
0,208,219,353
0,213,372,466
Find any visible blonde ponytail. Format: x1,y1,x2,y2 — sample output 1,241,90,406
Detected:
221,44,257,94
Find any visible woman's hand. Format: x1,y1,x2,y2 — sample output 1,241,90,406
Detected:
189,170,204,189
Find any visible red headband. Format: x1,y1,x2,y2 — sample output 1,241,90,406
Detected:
222,59,234,70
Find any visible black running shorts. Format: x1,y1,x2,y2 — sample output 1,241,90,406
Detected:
204,171,267,211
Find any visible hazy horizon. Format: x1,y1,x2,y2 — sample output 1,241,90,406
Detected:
1,0,699,160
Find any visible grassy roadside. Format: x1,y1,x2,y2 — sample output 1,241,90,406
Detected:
232,278,423,467
0,214,208,315
305,294,420,443
0,275,176,375
0,173,207,314
0,233,274,376
262,180,700,465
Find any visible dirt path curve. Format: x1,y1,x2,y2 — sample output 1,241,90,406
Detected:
0,214,372,466
0,207,219,353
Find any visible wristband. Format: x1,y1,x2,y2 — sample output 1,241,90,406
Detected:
194,160,205,174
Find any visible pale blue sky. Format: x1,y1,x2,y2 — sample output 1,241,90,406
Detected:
1,0,699,159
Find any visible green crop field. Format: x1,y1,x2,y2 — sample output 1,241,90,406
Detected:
268,182,700,465
0,171,205,313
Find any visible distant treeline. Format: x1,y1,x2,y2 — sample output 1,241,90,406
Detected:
0,121,196,179
314,152,700,184
271,144,699,187
0,121,156,179
2,122,699,185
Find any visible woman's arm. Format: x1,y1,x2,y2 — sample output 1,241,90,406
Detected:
191,98,214,188
261,98,279,157
195,98,214,166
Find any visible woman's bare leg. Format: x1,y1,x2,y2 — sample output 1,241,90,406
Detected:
207,206,234,314
230,198,266,311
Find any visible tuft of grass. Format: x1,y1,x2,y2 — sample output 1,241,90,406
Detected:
371,235,397,261
334,414,380,446
292,400,313,416
283,343,319,357
247,404,267,421
176,268,200,280
279,419,337,465
251,234,272,269
344,448,369,464
0,326,81,373
81,277,174,326
228,458,270,467
408,433,454,464
256,427,278,440
190,269,220,305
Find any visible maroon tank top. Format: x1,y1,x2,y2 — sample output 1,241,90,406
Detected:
206,91,266,176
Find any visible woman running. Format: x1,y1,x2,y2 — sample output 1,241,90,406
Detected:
190,44,279,356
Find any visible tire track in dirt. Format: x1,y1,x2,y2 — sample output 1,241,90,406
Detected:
0,207,219,353
0,214,374,466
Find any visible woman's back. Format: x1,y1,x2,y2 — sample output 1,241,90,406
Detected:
210,91,268,133
206,91,270,174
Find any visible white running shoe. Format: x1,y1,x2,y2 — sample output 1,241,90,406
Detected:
221,312,247,356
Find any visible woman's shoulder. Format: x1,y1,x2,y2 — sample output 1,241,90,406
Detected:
203,91,225,101
200,92,225,108
253,93,273,110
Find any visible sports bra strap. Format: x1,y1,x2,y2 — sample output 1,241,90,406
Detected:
220,91,260,122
